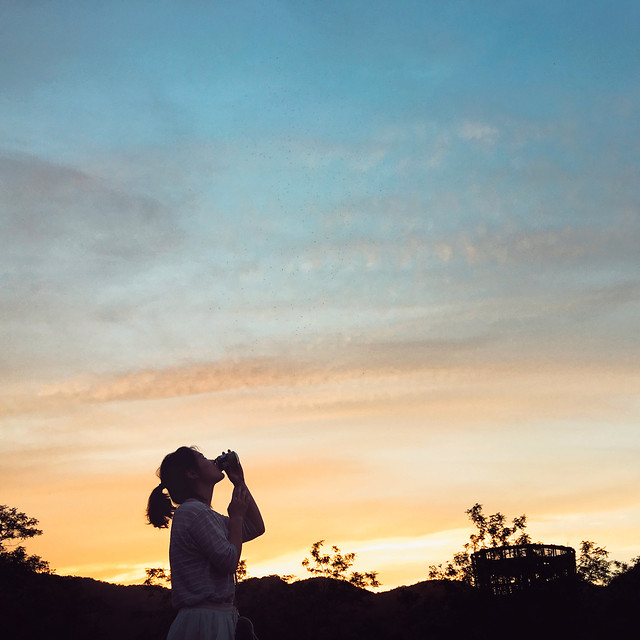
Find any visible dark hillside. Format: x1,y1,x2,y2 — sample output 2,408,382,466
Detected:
234,574,640,640
0,565,174,640
235,577,484,639
2,566,638,640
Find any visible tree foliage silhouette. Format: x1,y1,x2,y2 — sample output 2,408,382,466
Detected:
302,540,381,588
144,560,249,586
576,540,638,586
236,559,249,582
428,503,640,588
143,567,171,587
0,505,50,573
428,503,531,585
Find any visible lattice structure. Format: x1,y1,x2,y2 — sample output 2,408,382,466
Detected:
472,543,576,595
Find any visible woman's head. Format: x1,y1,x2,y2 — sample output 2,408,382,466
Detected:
147,446,221,528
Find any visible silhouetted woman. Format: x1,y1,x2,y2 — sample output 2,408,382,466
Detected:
147,446,265,640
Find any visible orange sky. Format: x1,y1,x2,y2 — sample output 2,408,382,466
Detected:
3,360,639,590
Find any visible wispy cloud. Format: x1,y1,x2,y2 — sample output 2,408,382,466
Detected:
459,220,640,268
457,121,499,142
3,315,638,420
1,342,477,417
0,152,181,267
0,151,188,378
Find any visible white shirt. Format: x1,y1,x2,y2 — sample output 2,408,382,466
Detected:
169,499,257,608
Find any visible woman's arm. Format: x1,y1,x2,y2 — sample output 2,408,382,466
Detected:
226,460,265,540
188,498,249,574
240,484,265,540
227,484,251,560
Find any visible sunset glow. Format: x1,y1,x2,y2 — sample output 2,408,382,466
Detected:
1,1,639,591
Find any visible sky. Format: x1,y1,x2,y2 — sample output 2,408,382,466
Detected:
1,0,639,590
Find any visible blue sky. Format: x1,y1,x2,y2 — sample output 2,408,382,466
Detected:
2,0,638,380
1,1,639,587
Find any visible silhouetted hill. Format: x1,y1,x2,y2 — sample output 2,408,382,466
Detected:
234,576,483,639
2,565,638,639
0,564,173,640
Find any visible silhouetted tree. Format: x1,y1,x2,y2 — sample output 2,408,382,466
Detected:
577,541,610,585
302,540,380,589
0,505,50,573
577,541,637,586
143,567,171,587
236,559,249,582
143,559,250,585
428,503,530,585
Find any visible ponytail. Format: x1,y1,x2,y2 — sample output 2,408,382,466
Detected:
146,446,200,528
147,483,174,528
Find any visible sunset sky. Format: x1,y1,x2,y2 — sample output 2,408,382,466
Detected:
1,1,639,590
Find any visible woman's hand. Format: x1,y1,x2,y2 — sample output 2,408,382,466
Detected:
224,452,265,540
225,453,246,487
227,484,250,519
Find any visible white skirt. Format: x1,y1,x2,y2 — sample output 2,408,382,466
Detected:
167,603,238,640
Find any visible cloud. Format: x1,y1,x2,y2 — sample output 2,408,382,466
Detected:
2,113,637,382
287,136,388,173
0,343,467,417
0,152,181,268
0,151,189,378
458,219,640,269
3,313,638,421
457,121,499,142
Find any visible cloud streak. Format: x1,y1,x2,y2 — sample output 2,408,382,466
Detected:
3,320,638,420
0,152,181,266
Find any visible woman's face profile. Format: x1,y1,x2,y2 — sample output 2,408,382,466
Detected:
194,451,225,485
